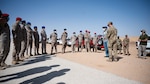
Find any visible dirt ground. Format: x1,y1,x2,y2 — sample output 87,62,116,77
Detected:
45,37,150,84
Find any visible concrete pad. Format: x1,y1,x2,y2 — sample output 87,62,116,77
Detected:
0,54,142,84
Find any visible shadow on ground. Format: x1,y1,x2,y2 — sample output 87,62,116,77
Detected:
0,65,60,83
57,82,66,84
20,68,70,84
117,56,123,61
10,54,52,68
147,53,150,56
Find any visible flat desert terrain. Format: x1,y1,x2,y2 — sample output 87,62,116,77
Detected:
45,37,150,84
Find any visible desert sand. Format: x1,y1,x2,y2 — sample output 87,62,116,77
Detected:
45,37,150,84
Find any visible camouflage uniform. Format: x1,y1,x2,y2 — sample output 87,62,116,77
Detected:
117,36,122,54
123,35,130,55
41,26,47,54
0,13,10,68
12,18,22,64
61,29,68,53
50,29,57,54
71,32,77,53
26,23,33,56
33,26,40,55
19,21,27,60
88,32,92,52
84,31,90,52
106,22,118,61
93,33,98,52
78,31,84,52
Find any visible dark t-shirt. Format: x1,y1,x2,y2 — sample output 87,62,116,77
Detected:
139,34,148,45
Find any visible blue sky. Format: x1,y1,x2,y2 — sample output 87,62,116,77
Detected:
1,0,150,38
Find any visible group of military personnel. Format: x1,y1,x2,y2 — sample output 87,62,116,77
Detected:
116,35,130,56
56,28,99,54
0,10,48,70
0,10,131,70
69,30,99,53
11,18,48,65
0,10,149,70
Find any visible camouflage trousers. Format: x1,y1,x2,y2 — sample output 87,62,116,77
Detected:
19,41,27,58
84,40,90,52
108,42,117,60
78,42,84,52
51,42,57,54
117,45,122,54
0,40,10,66
62,42,67,53
123,45,129,55
26,39,33,55
71,43,76,52
12,40,21,61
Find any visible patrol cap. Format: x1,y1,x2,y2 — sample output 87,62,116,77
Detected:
42,26,45,28
1,13,9,18
0,10,9,21
64,28,67,31
1,14,9,21
22,20,26,23
80,30,82,32
73,32,76,34
16,17,22,21
102,26,107,28
141,29,146,33
54,29,56,31
27,22,31,25
34,26,37,28
107,21,113,26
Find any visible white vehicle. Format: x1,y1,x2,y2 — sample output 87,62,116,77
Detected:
136,35,150,55
57,39,62,45
67,39,71,47
57,38,72,46
45,38,51,44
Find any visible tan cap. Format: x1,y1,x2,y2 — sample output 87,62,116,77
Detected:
107,21,113,26
141,29,146,33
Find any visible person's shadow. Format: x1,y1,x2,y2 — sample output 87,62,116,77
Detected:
0,65,60,82
20,68,70,84
10,54,51,68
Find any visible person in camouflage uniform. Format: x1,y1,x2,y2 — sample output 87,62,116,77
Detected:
93,33,98,52
61,28,68,53
19,20,27,61
33,26,40,55
0,11,10,69
41,26,47,54
12,17,22,64
78,30,84,52
117,36,122,54
26,22,33,56
50,29,57,55
123,35,130,56
106,22,118,62
71,32,77,53
84,30,90,52
88,31,92,52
